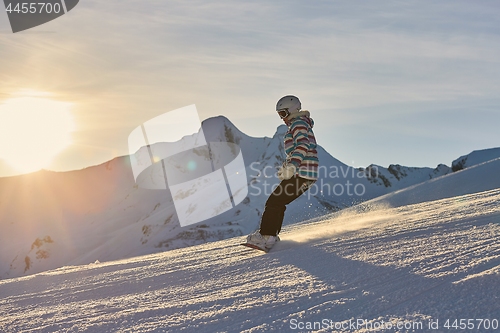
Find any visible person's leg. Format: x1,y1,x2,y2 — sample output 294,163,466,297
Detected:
259,176,315,236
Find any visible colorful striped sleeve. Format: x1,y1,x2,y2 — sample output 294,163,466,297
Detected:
288,120,311,168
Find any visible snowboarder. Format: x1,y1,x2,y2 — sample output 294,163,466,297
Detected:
245,95,319,251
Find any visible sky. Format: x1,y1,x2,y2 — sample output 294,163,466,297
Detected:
0,0,499,177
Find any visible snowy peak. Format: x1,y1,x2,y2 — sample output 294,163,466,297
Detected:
451,147,500,171
201,115,246,144
366,157,500,208
361,163,451,189
386,163,451,181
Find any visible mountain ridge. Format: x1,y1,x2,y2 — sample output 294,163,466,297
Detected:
0,115,498,279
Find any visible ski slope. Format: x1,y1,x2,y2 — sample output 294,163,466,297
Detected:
1,161,499,332
0,116,454,280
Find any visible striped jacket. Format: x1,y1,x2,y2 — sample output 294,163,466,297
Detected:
283,111,319,180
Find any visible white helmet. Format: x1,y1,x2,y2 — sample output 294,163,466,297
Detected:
276,95,301,119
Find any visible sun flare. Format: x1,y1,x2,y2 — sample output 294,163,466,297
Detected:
0,91,75,174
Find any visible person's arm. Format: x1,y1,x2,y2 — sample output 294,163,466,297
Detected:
287,120,311,168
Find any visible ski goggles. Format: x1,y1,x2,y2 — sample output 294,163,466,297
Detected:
277,108,290,119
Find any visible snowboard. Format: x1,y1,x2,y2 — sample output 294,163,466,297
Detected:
240,242,269,253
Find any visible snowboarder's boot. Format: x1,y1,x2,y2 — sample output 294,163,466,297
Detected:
246,230,280,251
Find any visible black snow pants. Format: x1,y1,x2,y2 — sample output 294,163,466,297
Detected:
259,175,316,236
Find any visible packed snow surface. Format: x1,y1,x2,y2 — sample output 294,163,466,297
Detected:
1,119,499,331
0,116,456,280
1,188,498,331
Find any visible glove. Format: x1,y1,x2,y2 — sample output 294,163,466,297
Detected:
277,164,296,181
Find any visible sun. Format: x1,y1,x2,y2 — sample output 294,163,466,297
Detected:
0,91,75,174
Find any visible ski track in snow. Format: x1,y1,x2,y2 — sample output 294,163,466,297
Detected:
1,190,499,332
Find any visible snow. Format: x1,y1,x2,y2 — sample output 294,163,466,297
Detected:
367,157,500,208
452,148,500,171
1,158,499,332
0,116,459,280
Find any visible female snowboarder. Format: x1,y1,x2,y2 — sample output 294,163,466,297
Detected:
246,95,319,250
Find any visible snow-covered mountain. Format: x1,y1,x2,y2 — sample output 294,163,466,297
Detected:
369,156,500,208
0,115,496,280
451,147,500,171
1,156,498,332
